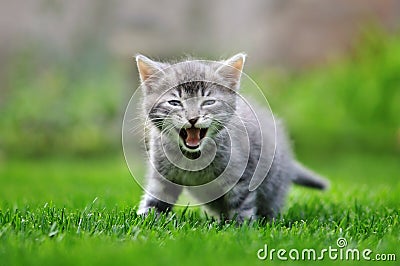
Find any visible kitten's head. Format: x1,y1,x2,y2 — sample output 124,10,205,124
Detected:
136,53,246,153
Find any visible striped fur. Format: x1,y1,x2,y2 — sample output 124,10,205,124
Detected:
135,54,328,222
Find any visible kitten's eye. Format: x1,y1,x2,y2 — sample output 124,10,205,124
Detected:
168,100,182,107
202,100,216,106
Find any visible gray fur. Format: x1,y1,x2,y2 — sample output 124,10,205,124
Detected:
135,54,328,222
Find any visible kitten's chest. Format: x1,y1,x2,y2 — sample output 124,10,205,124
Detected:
165,161,225,186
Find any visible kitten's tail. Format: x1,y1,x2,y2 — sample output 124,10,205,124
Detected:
292,161,329,190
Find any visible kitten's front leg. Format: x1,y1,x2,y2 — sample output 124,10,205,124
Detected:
227,191,257,224
137,170,182,215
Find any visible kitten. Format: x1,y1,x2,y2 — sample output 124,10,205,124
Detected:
135,53,328,222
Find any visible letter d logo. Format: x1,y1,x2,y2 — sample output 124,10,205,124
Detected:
257,244,268,260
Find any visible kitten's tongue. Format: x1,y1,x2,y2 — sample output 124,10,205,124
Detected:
185,128,201,147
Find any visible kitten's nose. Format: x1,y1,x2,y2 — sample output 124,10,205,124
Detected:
188,117,199,126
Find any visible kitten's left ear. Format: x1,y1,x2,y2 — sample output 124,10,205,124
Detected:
135,54,165,83
216,53,246,89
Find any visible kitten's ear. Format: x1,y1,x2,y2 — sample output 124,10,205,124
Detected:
135,54,165,83
216,53,246,88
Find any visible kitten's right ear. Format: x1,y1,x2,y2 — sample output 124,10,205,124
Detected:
135,54,165,83
216,53,246,89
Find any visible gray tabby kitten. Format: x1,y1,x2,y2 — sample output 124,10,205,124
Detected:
135,53,328,222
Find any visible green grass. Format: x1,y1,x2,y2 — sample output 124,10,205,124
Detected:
0,153,399,265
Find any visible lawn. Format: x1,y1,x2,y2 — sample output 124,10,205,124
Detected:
0,152,398,265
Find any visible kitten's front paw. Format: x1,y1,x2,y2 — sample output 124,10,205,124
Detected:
137,207,165,218
137,207,153,216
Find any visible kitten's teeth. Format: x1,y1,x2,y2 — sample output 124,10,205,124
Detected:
185,128,201,147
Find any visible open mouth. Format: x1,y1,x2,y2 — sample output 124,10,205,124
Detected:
179,127,208,149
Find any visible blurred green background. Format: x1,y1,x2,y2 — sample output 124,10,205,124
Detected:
0,0,399,206
0,1,399,158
